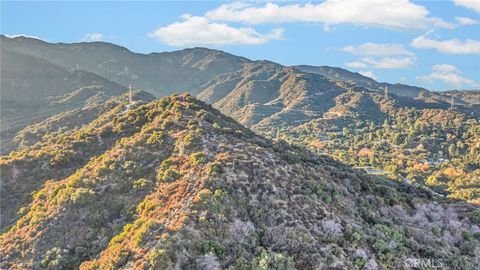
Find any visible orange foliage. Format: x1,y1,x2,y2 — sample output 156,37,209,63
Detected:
309,139,325,149
411,162,430,173
443,167,465,178
358,148,374,158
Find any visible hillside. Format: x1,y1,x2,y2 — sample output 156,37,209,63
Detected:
1,94,478,269
3,35,478,133
5,35,478,109
197,61,343,128
259,88,480,204
0,90,155,229
294,65,479,106
196,63,477,132
0,35,248,97
2,36,479,206
0,46,126,144
294,65,427,98
7,90,156,153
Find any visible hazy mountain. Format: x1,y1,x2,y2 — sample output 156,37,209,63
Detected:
295,65,431,98
3,35,477,135
1,94,478,269
295,65,478,106
0,46,126,143
0,35,248,97
441,90,480,105
9,90,155,153
5,35,477,109
195,62,473,132
197,61,344,128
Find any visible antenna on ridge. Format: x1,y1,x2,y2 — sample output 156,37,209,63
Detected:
125,84,135,111
129,84,133,105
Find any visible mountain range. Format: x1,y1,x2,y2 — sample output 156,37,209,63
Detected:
0,35,479,269
2,35,478,137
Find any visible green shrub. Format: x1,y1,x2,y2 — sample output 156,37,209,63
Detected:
133,178,154,190
147,131,165,146
251,250,296,270
40,247,70,270
147,248,172,269
373,240,389,254
469,209,480,223
190,152,207,166
50,149,76,167
184,133,198,148
207,163,222,176
345,229,362,243
201,240,226,259
157,168,182,183
70,188,95,206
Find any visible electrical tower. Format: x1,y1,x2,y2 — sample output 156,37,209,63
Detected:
126,84,134,111
129,84,133,105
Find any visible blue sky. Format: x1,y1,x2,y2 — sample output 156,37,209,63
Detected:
2,0,479,91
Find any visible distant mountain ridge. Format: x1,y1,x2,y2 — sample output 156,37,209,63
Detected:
0,46,126,144
3,35,479,155
3,35,478,103
294,65,426,97
1,35,249,97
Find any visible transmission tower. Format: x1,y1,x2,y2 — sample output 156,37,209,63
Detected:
129,84,133,105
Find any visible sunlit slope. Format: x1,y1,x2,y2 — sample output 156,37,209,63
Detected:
1,94,478,269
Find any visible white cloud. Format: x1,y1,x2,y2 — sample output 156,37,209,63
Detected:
416,64,480,88
83,33,104,42
148,14,283,46
359,70,377,80
454,0,480,13
205,0,454,30
455,16,479,25
346,61,368,68
361,57,415,69
343,43,415,69
346,57,414,69
342,43,414,57
411,35,480,54
432,64,461,73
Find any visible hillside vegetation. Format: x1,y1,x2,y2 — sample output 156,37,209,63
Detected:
0,46,125,146
267,89,480,204
1,94,478,269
